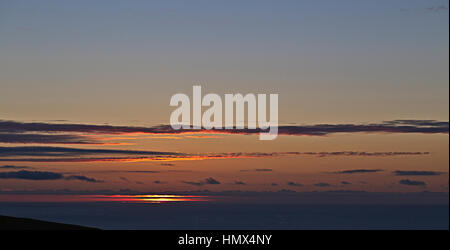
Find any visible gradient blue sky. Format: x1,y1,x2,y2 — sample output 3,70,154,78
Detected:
1,0,448,124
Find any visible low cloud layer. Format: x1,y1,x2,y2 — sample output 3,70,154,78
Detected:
0,170,102,183
399,179,426,186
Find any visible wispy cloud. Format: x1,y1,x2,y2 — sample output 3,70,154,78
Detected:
399,179,426,186
119,176,131,182
65,175,103,183
182,177,221,186
426,5,448,12
160,163,175,166
314,182,332,187
240,168,273,172
0,165,33,170
254,168,273,172
334,169,383,174
0,146,431,163
393,171,445,176
287,181,303,187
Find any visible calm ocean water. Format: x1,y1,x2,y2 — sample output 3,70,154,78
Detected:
0,202,448,229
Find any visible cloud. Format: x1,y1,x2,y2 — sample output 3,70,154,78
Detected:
426,5,448,12
0,133,98,144
119,176,130,182
277,189,297,193
308,152,428,158
287,181,303,187
1,119,447,139
109,170,161,174
399,179,426,186
124,170,188,173
182,181,204,186
0,147,430,163
393,171,445,176
275,120,448,136
0,170,102,183
334,169,383,174
255,168,273,172
183,177,221,186
0,146,180,157
204,177,221,185
382,120,448,127
314,182,332,187
271,183,278,186
160,163,175,166
0,165,32,170
0,146,186,162
0,170,63,180
234,181,246,185
241,168,273,172
341,181,351,185
65,175,103,183
0,120,163,134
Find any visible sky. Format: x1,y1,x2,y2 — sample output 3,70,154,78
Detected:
0,0,448,205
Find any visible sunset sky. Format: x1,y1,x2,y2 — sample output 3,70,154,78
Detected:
0,0,448,204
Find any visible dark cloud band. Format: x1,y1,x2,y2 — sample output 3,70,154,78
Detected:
1,119,447,138
0,170,102,183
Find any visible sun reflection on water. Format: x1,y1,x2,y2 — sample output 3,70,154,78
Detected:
0,194,211,203
85,194,210,203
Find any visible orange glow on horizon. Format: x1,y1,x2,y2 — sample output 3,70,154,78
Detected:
0,194,211,203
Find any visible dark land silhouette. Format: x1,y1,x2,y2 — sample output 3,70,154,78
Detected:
0,215,98,230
